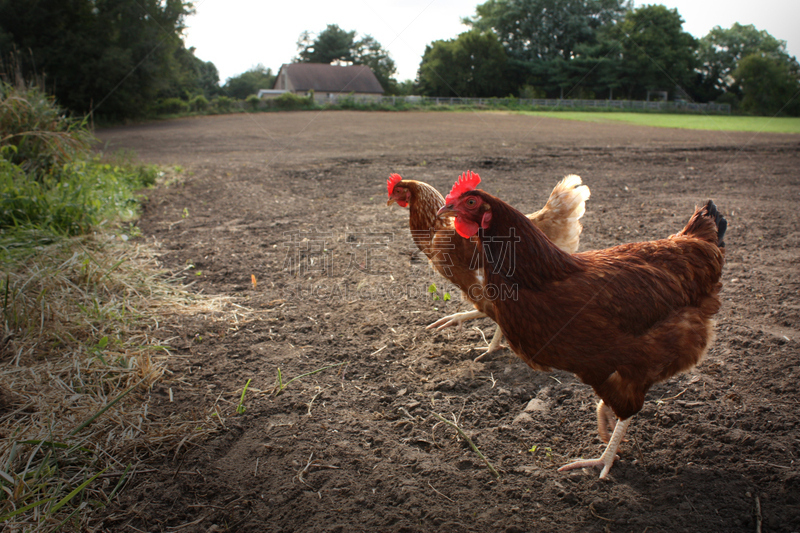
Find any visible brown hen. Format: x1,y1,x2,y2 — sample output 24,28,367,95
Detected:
438,170,726,479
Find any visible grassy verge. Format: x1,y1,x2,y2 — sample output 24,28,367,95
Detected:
0,232,229,530
1,80,231,530
518,111,800,133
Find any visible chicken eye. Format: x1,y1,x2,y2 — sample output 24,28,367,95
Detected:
466,198,477,207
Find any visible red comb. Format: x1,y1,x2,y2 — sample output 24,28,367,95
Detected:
445,170,481,204
387,173,403,197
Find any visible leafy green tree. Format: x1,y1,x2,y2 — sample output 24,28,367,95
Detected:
393,79,416,96
598,4,696,100
157,46,220,100
352,35,397,94
464,0,629,97
697,23,794,102
223,65,275,99
734,53,800,116
295,24,399,92
189,52,221,98
418,30,510,97
466,0,629,62
0,0,210,120
296,24,356,64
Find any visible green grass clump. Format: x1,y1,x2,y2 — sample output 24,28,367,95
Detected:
1,81,160,237
0,155,158,235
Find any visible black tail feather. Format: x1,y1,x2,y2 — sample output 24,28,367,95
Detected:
704,200,727,247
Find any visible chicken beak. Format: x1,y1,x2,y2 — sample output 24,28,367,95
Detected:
436,204,457,219
386,198,396,206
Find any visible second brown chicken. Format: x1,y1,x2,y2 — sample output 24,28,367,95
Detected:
387,172,589,355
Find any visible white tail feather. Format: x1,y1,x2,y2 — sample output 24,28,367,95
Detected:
527,174,591,254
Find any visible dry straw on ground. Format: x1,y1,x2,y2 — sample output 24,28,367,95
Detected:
0,232,242,531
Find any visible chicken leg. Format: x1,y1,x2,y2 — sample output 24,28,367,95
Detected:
596,400,630,444
558,417,631,479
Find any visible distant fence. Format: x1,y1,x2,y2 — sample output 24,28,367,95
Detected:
318,94,731,114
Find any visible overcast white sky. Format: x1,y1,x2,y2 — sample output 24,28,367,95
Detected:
183,0,800,84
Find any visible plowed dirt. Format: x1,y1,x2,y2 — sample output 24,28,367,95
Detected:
94,111,800,532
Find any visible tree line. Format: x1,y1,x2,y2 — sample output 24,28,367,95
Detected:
276,5,800,116
1,0,797,120
417,1,799,116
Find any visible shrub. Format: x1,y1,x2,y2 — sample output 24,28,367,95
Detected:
0,154,157,234
268,92,314,110
0,81,94,179
215,95,234,111
190,95,209,112
245,94,262,110
334,95,358,110
154,97,189,115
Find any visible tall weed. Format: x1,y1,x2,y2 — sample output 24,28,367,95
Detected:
0,81,94,179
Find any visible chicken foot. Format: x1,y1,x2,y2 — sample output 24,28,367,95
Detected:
558,417,631,479
427,309,485,330
473,327,504,361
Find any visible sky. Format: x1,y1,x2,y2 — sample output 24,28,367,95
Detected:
183,0,800,85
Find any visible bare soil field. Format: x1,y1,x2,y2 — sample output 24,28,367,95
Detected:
95,111,800,532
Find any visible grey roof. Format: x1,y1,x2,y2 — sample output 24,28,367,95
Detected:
276,63,384,94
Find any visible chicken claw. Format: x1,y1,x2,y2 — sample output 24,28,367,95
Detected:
558,418,631,479
473,327,505,361
427,310,485,331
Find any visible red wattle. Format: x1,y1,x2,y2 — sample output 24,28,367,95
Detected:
454,217,479,238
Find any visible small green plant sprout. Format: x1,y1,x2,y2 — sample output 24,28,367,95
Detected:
91,336,110,364
428,283,439,301
427,283,451,302
273,362,348,396
236,379,252,414
126,222,142,238
94,336,109,351
182,207,189,218
528,444,537,453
